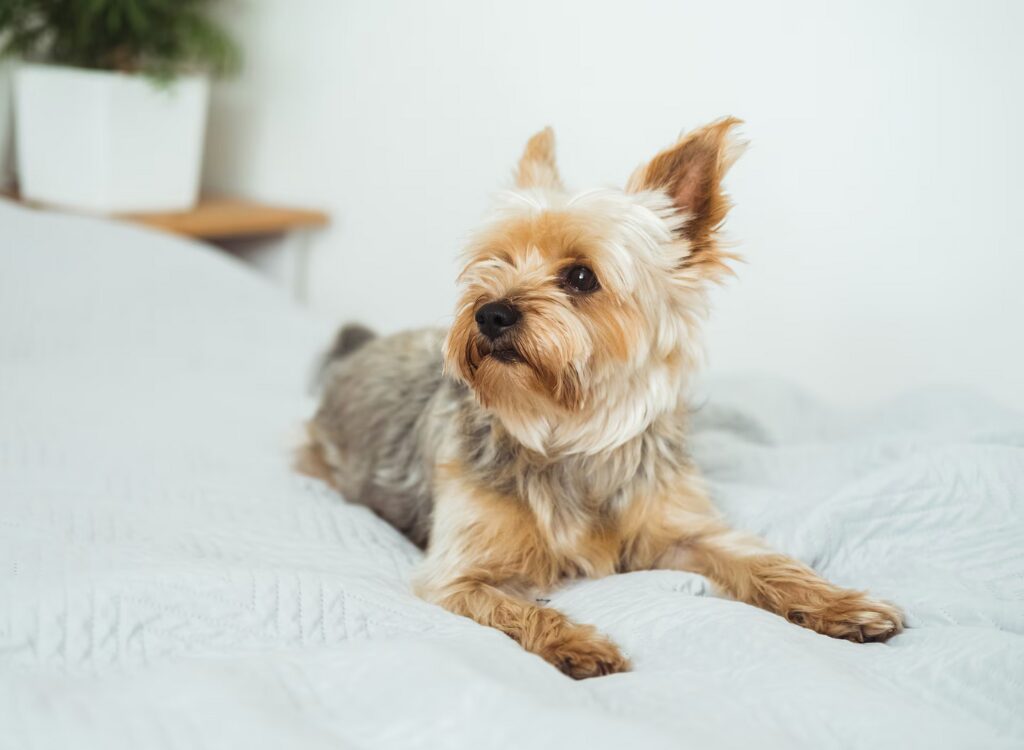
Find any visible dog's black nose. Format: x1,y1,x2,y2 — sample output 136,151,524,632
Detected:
475,301,520,340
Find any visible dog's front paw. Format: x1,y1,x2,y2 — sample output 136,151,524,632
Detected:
538,623,630,679
788,591,904,643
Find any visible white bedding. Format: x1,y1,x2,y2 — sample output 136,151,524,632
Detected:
1,199,1022,749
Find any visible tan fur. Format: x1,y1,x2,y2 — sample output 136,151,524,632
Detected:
415,455,901,677
294,423,338,487
652,513,902,642
627,117,745,279
516,126,563,190
414,461,630,678
309,119,904,679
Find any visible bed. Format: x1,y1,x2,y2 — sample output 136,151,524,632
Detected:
1,199,1022,749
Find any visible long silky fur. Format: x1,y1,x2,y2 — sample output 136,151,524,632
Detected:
299,119,904,679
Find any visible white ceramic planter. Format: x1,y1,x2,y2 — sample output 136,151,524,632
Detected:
14,63,209,213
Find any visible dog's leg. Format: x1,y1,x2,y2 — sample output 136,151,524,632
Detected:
414,468,629,679
645,505,903,642
416,575,628,679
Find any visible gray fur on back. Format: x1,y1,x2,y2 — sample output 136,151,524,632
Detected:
309,327,693,550
311,328,458,547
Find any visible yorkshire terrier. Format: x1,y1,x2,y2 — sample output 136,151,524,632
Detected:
299,118,903,679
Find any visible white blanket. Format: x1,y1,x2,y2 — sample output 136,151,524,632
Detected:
1,200,1022,749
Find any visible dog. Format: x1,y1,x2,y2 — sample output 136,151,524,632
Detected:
298,118,903,679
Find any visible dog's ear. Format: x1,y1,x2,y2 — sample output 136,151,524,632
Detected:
515,127,563,190
627,117,744,268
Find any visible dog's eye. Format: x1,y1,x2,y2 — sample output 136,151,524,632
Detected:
564,265,599,294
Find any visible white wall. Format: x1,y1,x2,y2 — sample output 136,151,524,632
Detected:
206,0,1024,409
0,61,14,188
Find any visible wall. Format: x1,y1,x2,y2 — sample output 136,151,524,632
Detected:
0,62,13,188
205,0,1024,409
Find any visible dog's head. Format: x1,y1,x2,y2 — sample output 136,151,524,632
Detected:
444,118,744,455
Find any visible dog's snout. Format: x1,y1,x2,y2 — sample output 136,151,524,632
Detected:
475,301,520,340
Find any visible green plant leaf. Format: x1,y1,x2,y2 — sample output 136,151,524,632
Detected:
0,0,241,79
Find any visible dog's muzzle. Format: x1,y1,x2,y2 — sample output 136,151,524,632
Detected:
475,300,520,340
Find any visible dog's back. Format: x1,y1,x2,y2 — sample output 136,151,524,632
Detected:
298,326,449,547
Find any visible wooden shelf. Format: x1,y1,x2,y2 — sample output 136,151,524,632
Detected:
2,189,329,240
123,197,329,239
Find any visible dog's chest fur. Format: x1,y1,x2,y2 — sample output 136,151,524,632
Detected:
309,327,696,572
447,394,695,575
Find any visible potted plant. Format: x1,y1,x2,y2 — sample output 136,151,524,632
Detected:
1,0,239,213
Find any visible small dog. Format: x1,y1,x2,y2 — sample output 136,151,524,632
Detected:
299,118,903,678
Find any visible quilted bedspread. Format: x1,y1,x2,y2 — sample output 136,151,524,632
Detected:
1,200,1022,749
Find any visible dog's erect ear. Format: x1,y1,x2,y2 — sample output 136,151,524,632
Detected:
515,127,563,190
628,117,744,266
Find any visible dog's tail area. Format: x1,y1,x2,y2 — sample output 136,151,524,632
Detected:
311,323,377,391
326,323,377,362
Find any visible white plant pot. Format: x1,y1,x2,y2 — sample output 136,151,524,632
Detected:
14,63,209,213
